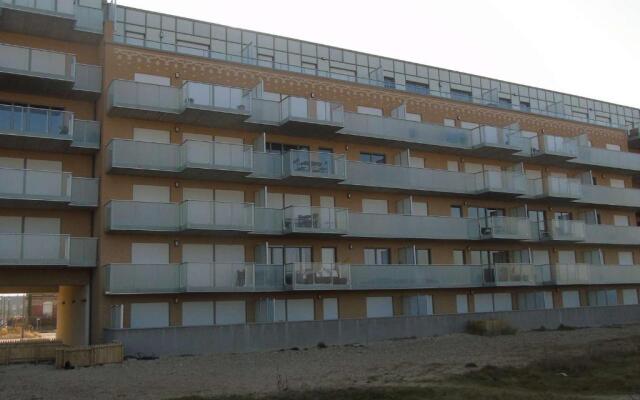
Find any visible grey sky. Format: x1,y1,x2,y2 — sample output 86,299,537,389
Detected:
116,0,640,109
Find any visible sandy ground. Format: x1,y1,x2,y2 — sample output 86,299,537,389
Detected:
1,324,639,400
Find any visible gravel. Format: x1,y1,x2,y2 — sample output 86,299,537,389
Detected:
1,324,639,400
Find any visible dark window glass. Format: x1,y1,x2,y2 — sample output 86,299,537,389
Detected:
450,89,472,102
359,152,386,164
384,77,395,89
406,81,429,96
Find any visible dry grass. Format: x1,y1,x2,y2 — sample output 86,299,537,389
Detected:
176,336,640,400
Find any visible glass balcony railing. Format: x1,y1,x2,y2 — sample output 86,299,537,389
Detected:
573,146,640,173
253,207,284,234
73,63,102,93
108,79,182,114
105,264,181,294
532,135,579,159
106,263,283,294
0,104,100,150
179,262,256,292
584,224,640,245
284,262,350,290
180,200,254,232
470,126,528,153
485,263,537,286
350,264,485,290
0,0,104,34
348,213,477,240
473,170,527,195
550,264,640,285
343,161,475,194
531,219,586,241
579,184,640,208
180,139,253,172
280,96,344,127
0,42,75,82
0,166,71,202
282,150,346,180
0,104,73,139
106,200,255,232
70,177,99,207
182,81,251,115
0,233,95,267
480,216,532,240
105,200,181,232
341,111,471,149
283,206,348,235
527,176,582,199
107,139,253,175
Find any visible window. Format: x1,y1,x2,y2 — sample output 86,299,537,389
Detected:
266,142,309,154
403,295,433,316
416,249,431,265
452,250,466,265
443,118,456,127
519,101,531,112
359,152,386,164
177,40,209,57
518,292,553,310
498,97,512,108
364,248,391,265
406,81,429,96
383,77,395,89
587,289,618,306
269,246,312,265
554,211,572,220
606,143,621,151
125,31,145,46
301,62,317,73
257,53,275,68
450,206,463,218
450,89,472,102
528,210,546,232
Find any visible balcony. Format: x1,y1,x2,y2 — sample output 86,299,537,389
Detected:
571,146,640,174
0,167,98,208
281,150,346,183
342,161,473,195
479,216,532,241
0,234,97,267
530,135,578,165
253,208,284,235
348,213,476,240
527,176,582,200
0,0,104,41
339,112,471,152
106,139,253,179
0,43,102,98
472,170,527,197
283,206,348,235
350,264,485,290
277,96,344,135
550,264,640,285
284,263,351,290
470,126,527,158
107,80,252,128
105,200,255,234
483,264,538,286
0,105,100,152
530,219,586,242
180,200,254,234
105,263,284,294
584,224,640,245
578,184,640,209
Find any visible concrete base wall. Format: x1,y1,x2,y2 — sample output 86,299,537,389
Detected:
104,305,640,357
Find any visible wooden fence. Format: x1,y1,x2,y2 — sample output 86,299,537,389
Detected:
0,340,62,365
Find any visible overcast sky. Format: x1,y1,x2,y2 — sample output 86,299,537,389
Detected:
117,0,640,109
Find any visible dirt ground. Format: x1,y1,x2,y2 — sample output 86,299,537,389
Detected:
1,324,640,400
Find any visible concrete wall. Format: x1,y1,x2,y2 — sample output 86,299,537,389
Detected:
104,304,640,357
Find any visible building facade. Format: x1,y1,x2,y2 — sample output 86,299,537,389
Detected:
1,1,640,346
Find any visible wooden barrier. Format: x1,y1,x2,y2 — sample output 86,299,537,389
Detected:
55,342,123,369
0,340,64,365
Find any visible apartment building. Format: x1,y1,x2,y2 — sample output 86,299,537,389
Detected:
1,1,640,348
